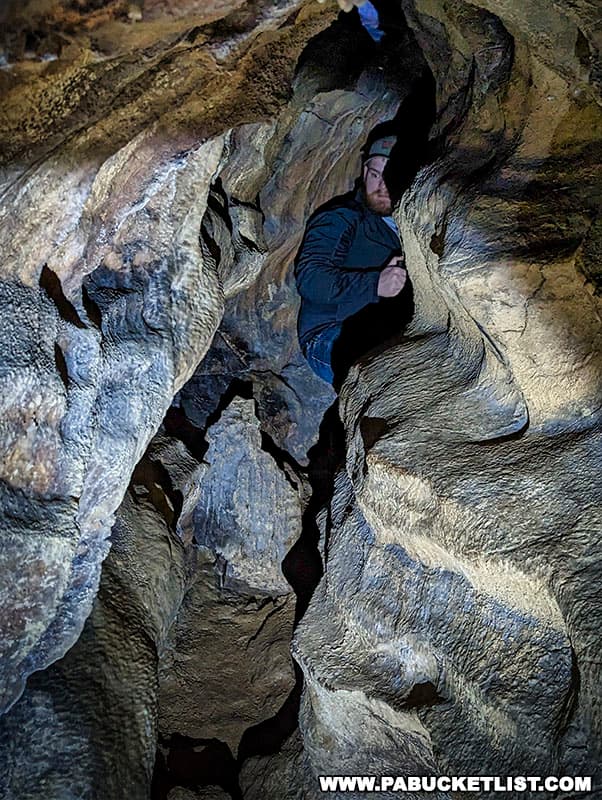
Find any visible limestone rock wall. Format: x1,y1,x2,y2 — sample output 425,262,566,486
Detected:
0,0,600,798
0,0,336,716
0,402,302,799
0,482,187,800
293,0,602,796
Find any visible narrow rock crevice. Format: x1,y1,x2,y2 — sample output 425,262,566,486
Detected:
153,734,243,800
1,1,600,798
39,264,87,329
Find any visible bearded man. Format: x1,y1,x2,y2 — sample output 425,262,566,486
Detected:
294,135,408,384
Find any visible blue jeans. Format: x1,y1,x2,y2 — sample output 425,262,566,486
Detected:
302,323,341,384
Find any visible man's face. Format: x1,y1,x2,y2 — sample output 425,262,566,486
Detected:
363,155,392,216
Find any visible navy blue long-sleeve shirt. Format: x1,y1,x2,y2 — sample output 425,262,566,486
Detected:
295,191,401,348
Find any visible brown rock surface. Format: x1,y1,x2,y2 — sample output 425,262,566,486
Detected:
157,396,302,754
158,550,296,754
0,0,600,797
239,730,306,800
293,0,602,796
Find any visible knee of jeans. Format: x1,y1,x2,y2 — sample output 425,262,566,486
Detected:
303,345,334,383
311,357,334,383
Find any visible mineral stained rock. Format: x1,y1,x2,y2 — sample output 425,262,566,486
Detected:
0,0,337,715
293,0,602,796
0,0,600,797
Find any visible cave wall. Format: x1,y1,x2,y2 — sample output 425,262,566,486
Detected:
0,3,428,796
0,0,600,798
294,0,602,795
0,0,341,716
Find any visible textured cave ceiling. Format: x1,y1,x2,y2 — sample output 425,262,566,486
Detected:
0,1,600,799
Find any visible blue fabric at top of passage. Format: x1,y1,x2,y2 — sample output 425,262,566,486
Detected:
358,1,384,43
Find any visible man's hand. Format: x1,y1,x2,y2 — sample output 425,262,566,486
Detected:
377,256,407,297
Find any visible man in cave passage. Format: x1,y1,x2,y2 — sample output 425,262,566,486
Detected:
294,136,407,385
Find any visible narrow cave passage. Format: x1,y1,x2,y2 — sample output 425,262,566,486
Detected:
148,6,440,798
2,0,600,796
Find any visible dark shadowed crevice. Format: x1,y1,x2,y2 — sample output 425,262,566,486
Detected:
236,662,304,763
39,264,87,329
282,402,345,623
259,428,304,492
359,416,390,451
219,21,439,771
383,69,438,205
81,283,102,328
152,734,243,800
404,681,446,709
53,342,69,390
130,456,184,530
168,374,306,498
556,646,581,766
164,377,254,463
151,398,347,795
332,277,415,391
151,9,440,792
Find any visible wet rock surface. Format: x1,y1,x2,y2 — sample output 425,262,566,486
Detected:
0,0,600,798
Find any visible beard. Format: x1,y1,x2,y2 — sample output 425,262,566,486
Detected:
364,189,393,216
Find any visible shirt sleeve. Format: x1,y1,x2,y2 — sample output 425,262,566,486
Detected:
294,208,380,310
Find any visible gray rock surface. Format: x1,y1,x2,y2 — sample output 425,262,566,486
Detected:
157,397,302,754
0,490,186,800
168,789,231,800
0,0,600,798
192,397,302,596
293,0,602,796
0,393,303,796
0,119,224,715
0,0,336,715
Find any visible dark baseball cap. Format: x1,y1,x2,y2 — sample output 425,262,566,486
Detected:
365,136,397,160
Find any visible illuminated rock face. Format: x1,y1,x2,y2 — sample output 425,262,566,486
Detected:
0,0,337,715
0,0,600,798
293,1,602,795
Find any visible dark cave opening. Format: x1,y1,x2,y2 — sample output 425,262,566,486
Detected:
291,3,438,391
153,735,244,800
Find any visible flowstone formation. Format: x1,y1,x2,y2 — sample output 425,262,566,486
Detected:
293,1,602,796
0,0,339,717
0,0,600,799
